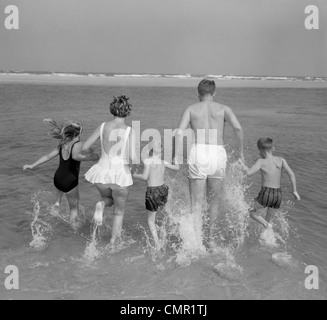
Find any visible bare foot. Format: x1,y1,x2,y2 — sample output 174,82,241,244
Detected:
154,241,162,252
260,223,278,248
266,223,273,230
94,201,105,226
70,215,84,231
70,219,82,232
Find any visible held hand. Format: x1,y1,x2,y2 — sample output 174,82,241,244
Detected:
233,148,243,162
23,164,33,171
237,158,247,171
90,153,99,161
237,148,245,162
131,165,138,175
293,191,301,200
240,151,245,163
132,171,139,178
173,156,182,166
83,148,94,155
237,158,244,166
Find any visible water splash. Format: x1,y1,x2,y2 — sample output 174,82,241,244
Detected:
271,252,298,269
213,247,244,281
82,223,137,265
139,159,252,267
28,191,54,249
273,200,294,242
104,231,136,254
83,225,103,263
140,214,170,261
259,226,281,248
28,191,87,249
214,161,250,249
250,200,294,248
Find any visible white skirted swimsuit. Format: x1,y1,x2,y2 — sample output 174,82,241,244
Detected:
85,123,133,188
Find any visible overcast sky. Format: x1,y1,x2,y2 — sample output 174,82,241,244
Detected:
0,0,326,76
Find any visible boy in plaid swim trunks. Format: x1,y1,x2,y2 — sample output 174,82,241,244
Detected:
133,141,179,250
240,138,300,233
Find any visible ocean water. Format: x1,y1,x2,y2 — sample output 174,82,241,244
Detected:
0,83,326,300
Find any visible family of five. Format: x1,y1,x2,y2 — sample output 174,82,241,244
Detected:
23,79,300,249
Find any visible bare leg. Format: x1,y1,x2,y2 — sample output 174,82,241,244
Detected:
110,186,129,245
94,184,115,226
207,178,223,247
147,210,160,250
66,186,80,230
250,202,271,229
95,183,114,208
51,189,64,216
189,179,206,247
265,207,278,224
54,189,64,207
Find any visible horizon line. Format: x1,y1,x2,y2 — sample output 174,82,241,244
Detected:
1,70,326,79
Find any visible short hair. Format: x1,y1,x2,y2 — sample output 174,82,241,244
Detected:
257,138,274,152
110,95,132,118
198,79,216,97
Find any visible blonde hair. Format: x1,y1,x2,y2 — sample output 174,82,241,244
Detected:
43,118,83,148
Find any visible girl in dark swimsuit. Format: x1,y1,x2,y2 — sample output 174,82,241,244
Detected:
23,119,99,230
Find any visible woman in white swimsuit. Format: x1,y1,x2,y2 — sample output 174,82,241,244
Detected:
82,95,136,246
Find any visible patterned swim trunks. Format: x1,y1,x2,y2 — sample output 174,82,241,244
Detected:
145,184,169,212
255,186,282,209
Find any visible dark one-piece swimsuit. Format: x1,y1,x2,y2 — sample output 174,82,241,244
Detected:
53,142,81,193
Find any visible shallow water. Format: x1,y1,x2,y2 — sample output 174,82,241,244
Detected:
0,83,326,299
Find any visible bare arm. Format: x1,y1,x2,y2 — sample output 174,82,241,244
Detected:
23,148,59,170
82,125,101,153
240,159,262,177
282,158,300,200
132,162,150,181
225,106,244,159
72,142,99,162
174,107,191,164
164,161,180,171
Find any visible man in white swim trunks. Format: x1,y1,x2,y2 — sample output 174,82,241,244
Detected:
175,79,244,247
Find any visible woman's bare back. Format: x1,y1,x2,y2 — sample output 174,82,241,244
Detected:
102,121,129,157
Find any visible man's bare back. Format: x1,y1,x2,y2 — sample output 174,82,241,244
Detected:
187,101,226,145
179,100,243,150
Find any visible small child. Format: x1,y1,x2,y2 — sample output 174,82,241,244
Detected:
23,119,99,230
133,141,180,250
240,138,300,232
